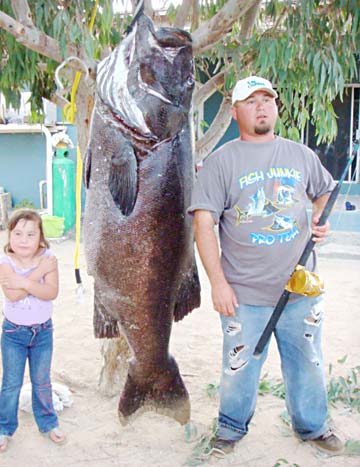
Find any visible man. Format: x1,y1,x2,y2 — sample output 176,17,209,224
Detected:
188,76,344,456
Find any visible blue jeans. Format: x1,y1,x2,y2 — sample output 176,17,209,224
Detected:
0,318,59,436
217,296,329,441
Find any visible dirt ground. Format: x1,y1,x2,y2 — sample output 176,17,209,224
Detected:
0,228,359,467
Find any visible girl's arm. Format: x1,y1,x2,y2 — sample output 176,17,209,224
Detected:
0,264,26,301
0,256,58,301
20,264,59,300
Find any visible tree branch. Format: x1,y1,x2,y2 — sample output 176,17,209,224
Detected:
48,93,69,110
174,0,193,28
11,0,33,27
144,0,154,18
239,0,261,39
191,0,199,32
0,10,96,76
192,0,259,53
193,72,225,108
195,98,233,162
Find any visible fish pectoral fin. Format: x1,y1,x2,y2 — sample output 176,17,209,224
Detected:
109,140,138,216
173,260,201,322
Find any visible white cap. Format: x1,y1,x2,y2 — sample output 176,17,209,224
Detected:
232,76,278,104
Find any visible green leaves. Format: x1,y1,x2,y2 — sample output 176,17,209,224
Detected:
344,439,360,456
272,459,300,467
201,0,359,145
0,0,359,144
0,0,131,117
327,365,360,412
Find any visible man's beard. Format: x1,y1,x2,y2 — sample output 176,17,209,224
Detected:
254,124,271,135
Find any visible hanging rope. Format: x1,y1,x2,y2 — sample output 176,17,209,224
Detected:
60,0,99,294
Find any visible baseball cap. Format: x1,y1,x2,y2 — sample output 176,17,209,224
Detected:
232,76,278,104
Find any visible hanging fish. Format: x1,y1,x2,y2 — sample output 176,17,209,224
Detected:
83,8,200,425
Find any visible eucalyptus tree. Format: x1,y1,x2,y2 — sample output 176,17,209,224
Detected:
0,0,359,161
1,0,359,394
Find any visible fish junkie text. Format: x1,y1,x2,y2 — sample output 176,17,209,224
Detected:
239,167,302,190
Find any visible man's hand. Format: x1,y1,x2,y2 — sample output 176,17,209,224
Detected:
311,193,331,243
311,216,330,243
211,280,239,317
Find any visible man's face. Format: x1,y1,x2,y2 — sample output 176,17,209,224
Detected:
231,90,278,140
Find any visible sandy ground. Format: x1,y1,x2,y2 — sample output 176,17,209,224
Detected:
0,228,359,467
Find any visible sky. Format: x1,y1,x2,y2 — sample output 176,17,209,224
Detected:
113,0,182,13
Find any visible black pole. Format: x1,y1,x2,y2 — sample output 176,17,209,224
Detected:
253,143,358,358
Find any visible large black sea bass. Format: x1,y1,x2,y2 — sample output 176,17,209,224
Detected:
83,11,201,425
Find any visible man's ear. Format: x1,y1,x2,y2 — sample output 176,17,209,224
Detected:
231,105,237,120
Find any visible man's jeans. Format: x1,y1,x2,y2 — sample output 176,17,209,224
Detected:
217,296,329,441
0,318,59,436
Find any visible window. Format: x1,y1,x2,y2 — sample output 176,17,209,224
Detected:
305,86,359,182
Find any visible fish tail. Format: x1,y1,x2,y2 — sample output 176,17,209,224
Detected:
118,357,190,425
173,260,201,322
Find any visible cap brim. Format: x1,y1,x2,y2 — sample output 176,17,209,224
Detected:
232,87,278,104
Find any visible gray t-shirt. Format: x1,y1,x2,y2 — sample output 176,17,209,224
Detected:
188,136,335,306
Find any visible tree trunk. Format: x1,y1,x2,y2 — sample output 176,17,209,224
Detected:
98,336,132,397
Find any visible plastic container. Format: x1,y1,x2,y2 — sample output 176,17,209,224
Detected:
41,214,64,238
52,148,75,232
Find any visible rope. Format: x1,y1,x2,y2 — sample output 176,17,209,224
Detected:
64,0,99,291
74,146,83,286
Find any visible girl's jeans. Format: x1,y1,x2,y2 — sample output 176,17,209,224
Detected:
217,296,329,442
0,318,59,436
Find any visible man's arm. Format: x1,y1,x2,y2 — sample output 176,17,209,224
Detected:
193,209,238,317
311,194,331,242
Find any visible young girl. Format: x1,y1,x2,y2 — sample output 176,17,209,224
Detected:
0,209,65,452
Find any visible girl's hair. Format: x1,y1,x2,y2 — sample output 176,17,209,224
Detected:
4,209,50,253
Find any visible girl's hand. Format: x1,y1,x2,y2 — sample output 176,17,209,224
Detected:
0,270,24,290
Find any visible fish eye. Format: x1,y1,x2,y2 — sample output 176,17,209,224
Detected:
186,76,195,87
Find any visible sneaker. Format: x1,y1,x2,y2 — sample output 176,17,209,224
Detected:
308,429,344,453
211,437,237,457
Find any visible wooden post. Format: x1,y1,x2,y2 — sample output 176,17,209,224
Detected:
0,193,11,230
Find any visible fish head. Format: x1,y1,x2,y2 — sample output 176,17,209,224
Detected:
96,13,194,142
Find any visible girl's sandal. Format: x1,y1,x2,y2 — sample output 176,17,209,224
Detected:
0,435,9,453
45,428,66,445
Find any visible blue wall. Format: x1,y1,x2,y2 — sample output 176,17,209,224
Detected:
0,132,47,208
0,124,85,210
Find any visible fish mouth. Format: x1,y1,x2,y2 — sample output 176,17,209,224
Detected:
100,101,174,152
106,103,160,147
96,11,193,140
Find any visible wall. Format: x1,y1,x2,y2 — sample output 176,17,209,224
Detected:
0,124,85,210
0,132,47,208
